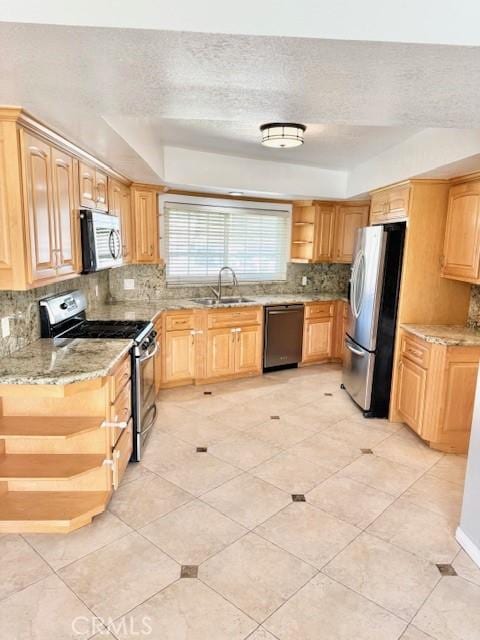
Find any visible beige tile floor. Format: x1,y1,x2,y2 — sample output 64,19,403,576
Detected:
2,363,478,639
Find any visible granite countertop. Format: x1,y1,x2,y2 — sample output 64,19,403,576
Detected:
401,324,480,347
0,338,132,385
89,293,347,322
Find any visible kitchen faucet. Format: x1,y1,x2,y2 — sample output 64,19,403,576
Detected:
210,266,239,302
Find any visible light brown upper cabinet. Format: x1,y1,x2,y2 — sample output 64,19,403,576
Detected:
79,161,108,211
369,183,410,224
51,147,78,277
132,186,161,263
333,204,370,263
291,201,368,264
21,131,80,286
21,132,57,283
313,204,336,262
0,107,131,289
109,179,133,263
441,179,480,283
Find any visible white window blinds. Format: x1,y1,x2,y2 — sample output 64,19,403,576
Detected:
163,201,290,284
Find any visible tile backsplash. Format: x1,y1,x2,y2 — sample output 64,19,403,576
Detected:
0,262,349,357
108,263,350,302
468,285,480,328
0,271,109,357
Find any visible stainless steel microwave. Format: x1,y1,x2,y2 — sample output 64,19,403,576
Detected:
80,210,122,273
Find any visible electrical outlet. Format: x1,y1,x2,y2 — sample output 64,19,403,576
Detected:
301,276,308,286
1,317,10,338
124,279,135,290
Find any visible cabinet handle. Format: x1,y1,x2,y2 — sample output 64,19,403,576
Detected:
150,244,154,256
101,420,128,429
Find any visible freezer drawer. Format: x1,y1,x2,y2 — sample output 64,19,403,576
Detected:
342,335,376,410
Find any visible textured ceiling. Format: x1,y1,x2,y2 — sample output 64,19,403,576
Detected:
1,22,480,189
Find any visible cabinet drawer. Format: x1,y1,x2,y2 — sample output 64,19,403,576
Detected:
110,379,132,437
207,307,262,329
165,313,195,331
305,302,335,319
400,334,430,369
112,419,133,489
112,356,131,400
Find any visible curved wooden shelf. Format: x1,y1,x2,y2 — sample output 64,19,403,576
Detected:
0,454,105,480
0,416,103,439
0,491,110,533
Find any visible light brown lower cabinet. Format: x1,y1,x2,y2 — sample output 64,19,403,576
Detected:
302,301,344,364
160,307,263,387
395,331,480,453
0,355,132,533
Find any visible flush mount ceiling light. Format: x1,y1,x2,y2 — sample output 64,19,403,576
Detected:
260,122,306,148
229,191,244,196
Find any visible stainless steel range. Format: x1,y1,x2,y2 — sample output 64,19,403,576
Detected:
39,290,157,461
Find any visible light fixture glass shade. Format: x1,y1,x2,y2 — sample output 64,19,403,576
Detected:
260,123,306,148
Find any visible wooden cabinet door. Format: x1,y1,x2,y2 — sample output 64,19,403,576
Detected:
95,169,108,211
206,328,236,379
79,162,96,208
120,185,133,263
396,357,427,435
369,193,387,224
235,325,262,374
386,184,410,220
108,178,122,216
22,132,57,283
442,181,480,282
433,359,478,447
302,318,333,362
133,189,158,263
313,204,335,262
51,147,78,276
164,330,195,382
334,205,369,263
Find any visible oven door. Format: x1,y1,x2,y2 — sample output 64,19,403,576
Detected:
133,339,158,460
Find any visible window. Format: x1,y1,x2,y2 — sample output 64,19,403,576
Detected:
162,199,290,284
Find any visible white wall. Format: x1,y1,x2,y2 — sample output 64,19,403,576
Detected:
347,129,480,197
457,374,480,568
162,146,348,200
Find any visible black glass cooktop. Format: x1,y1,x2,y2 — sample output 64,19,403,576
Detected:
63,320,150,340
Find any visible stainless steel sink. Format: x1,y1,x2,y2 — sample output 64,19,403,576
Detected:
192,296,253,306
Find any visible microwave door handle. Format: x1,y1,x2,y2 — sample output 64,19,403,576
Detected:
113,230,121,259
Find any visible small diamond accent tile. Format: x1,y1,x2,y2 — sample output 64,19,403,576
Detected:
361,448,374,454
180,565,199,578
196,447,208,453
436,563,457,576
270,415,280,420
292,494,306,502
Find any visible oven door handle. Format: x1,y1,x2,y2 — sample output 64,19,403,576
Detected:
139,341,158,362
141,403,157,435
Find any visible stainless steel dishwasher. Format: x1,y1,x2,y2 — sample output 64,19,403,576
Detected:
263,304,304,371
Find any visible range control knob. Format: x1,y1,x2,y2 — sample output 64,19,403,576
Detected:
60,302,68,310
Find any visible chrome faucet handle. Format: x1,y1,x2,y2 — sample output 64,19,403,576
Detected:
209,286,220,300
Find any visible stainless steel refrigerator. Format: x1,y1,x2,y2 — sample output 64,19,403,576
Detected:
342,223,405,417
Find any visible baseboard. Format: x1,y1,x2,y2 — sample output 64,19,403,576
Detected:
456,526,480,569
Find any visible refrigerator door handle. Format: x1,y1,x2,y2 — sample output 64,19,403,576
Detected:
344,340,366,357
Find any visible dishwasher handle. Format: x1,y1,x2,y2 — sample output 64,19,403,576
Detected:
267,309,303,316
